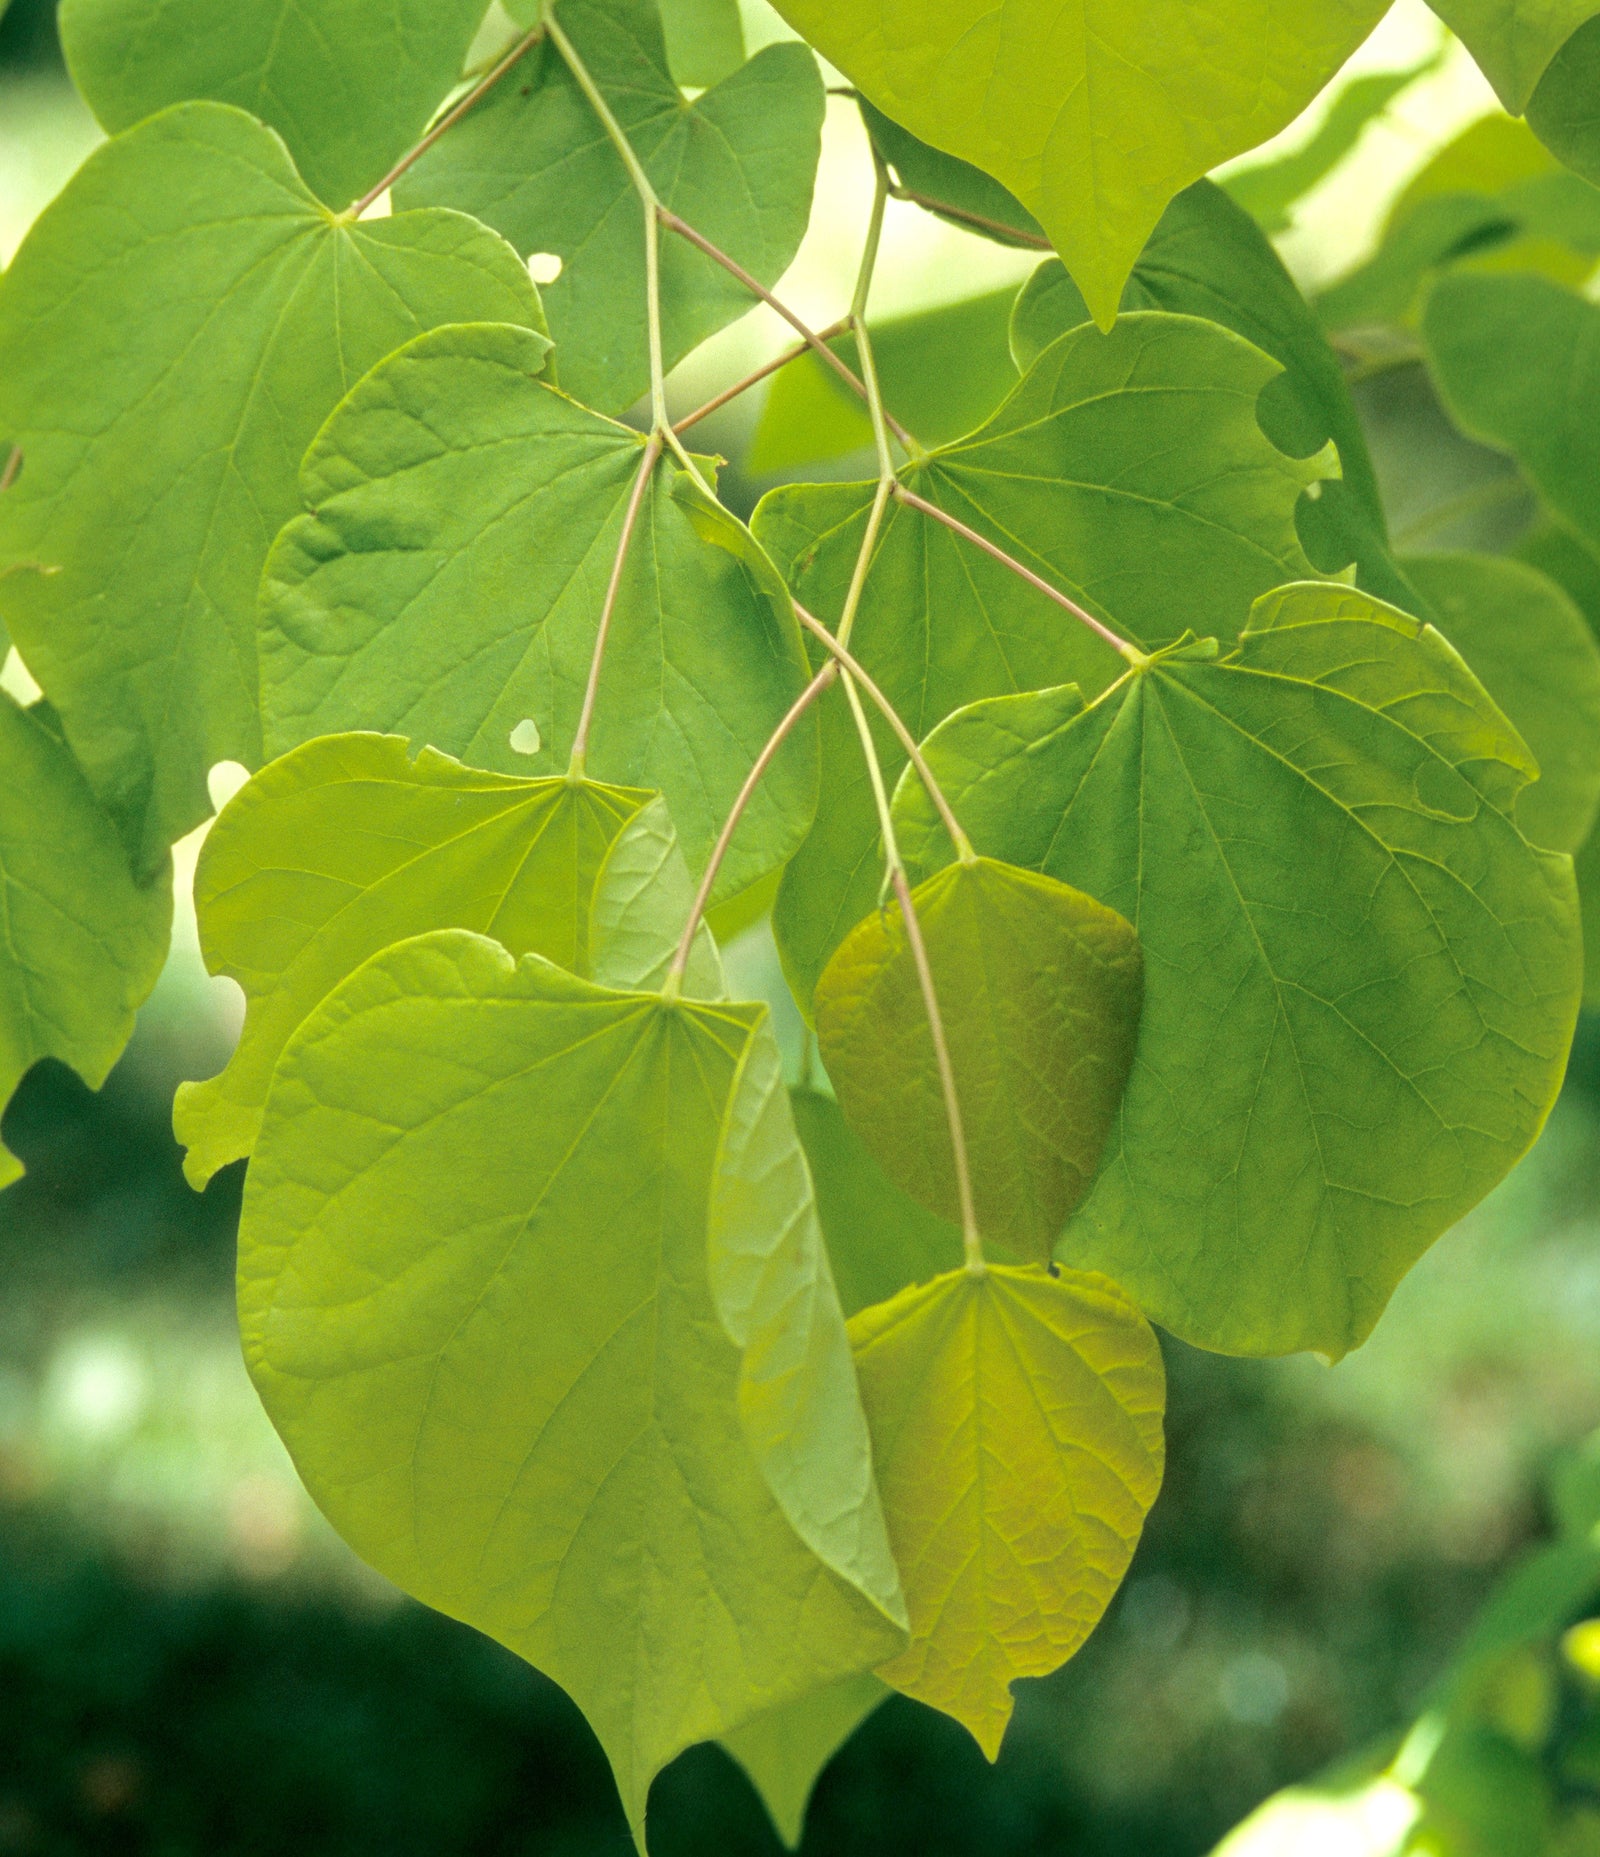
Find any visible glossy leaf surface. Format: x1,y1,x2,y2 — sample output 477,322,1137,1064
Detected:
239,932,905,1842
260,323,817,904
850,1265,1164,1757
399,0,823,414
896,588,1581,1358
817,859,1143,1263
0,103,544,877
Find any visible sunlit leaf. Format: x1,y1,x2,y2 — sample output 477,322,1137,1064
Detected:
0,103,545,878
895,587,1580,1358
1428,0,1600,111
659,0,746,87
0,691,171,1187
721,1674,888,1849
816,859,1142,1263
765,0,1387,324
260,322,818,905
58,0,486,207
174,731,654,1188
399,0,822,414
850,1264,1164,1756
587,794,725,999
239,931,905,1844
753,310,1330,1004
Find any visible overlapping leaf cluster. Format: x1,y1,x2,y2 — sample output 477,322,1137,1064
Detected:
3,0,1599,1847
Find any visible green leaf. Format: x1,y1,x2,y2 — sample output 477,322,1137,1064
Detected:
747,287,1020,474
721,1674,888,1849
0,103,545,879
1528,14,1600,186
0,690,172,1187
752,310,1331,1004
659,0,746,87
1221,53,1443,235
1009,180,1405,608
764,0,1388,325
793,1086,964,1318
894,586,1581,1359
239,931,905,1844
588,795,725,1000
1423,272,1600,549
259,322,818,905
173,731,656,1189
1427,0,1600,111
858,99,1045,249
57,0,487,207
815,859,1143,1264
849,1264,1165,1757
398,0,823,415
1400,552,1600,853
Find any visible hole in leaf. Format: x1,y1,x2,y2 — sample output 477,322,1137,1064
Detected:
509,719,542,755
527,252,563,285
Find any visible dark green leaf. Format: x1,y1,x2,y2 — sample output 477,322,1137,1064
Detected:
858,99,1045,249
1528,13,1600,186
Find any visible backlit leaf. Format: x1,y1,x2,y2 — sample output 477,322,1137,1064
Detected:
816,859,1143,1263
721,1674,888,1849
765,0,1388,324
752,311,1330,1004
259,322,817,905
0,103,545,878
174,731,654,1188
849,1264,1164,1756
399,0,823,414
0,691,172,1187
588,795,725,999
239,931,905,1844
1401,552,1600,853
58,0,486,207
895,587,1580,1358
659,0,746,87
1427,0,1600,111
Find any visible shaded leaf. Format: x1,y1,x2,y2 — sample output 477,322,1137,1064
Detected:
0,103,545,878
752,310,1331,1004
858,98,1044,248
239,931,905,1844
58,0,486,207
1528,13,1600,186
895,586,1580,1358
0,690,172,1187
259,322,817,905
816,858,1142,1264
793,1086,964,1319
721,1674,888,1849
174,732,654,1188
399,0,822,414
850,1264,1164,1757
765,0,1387,324
1401,552,1600,853
1428,0,1600,111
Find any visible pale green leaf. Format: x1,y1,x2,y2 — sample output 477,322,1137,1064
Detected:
815,859,1142,1264
1401,552,1600,853
747,287,1019,474
239,931,905,1844
588,795,725,1000
173,731,654,1189
752,310,1331,1005
259,322,817,904
765,0,1388,324
1528,15,1600,186
58,0,486,207
1423,272,1600,548
721,1674,888,1849
398,0,822,414
895,587,1581,1359
793,1086,964,1318
849,1264,1165,1757
0,690,172,1187
0,103,545,879
858,99,1045,248
660,0,746,87
1427,0,1600,110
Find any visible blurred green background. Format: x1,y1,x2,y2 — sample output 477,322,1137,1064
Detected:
6,1,1600,1851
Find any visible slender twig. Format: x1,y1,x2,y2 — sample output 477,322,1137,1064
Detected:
545,12,658,205
853,161,896,488
793,602,975,864
569,432,662,778
0,447,20,495
665,664,837,991
672,321,849,435
892,482,1144,663
348,25,545,218
835,475,891,652
887,183,1051,251
657,207,918,453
